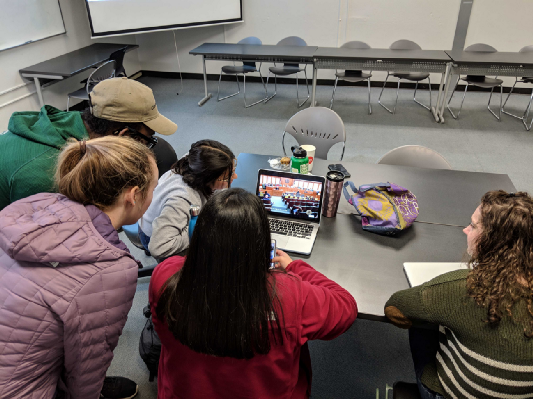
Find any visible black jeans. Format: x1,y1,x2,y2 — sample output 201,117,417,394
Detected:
409,327,446,399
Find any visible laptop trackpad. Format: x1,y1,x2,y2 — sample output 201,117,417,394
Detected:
274,235,290,249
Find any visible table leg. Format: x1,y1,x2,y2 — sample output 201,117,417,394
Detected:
438,63,454,124
198,55,212,106
34,77,44,108
311,63,318,107
431,68,446,123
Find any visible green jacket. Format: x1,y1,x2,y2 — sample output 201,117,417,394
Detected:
385,270,533,398
0,106,87,210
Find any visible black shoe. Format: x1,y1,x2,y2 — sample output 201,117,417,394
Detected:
100,376,138,399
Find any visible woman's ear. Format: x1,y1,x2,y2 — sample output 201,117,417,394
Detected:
124,186,140,207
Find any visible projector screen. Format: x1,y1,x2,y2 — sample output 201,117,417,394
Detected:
85,0,242,38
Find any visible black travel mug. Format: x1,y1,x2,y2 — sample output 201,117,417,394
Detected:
322,171,345,217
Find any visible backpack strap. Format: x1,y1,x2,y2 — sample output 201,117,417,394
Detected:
358,182,391,193
343,181,358,202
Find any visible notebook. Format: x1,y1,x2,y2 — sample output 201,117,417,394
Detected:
256,169,325,255
403,262,469,287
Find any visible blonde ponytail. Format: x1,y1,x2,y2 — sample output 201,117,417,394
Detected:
56,136,156,209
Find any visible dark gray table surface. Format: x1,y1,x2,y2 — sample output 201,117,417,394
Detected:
299,215,467,319
446,50,533,66
19,43,139,78
315,47,451,63
233,153,473,320
189,43,318,60
234,153,516,227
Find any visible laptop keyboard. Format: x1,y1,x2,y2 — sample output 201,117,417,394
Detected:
269,219,313,239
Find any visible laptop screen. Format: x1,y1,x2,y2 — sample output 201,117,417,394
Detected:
256,169,325,223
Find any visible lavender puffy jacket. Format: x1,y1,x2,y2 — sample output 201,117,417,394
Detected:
0,193,139,399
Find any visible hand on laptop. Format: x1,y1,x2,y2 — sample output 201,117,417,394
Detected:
272,249,292,270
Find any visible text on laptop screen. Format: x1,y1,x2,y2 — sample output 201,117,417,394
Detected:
257,174,323,221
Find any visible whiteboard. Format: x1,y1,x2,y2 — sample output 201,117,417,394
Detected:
85,0,242,38
0,0,65,52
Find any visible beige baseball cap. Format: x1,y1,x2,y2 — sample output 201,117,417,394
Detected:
90,77,177,136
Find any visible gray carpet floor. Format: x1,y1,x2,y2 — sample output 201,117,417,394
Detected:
107,76,533,398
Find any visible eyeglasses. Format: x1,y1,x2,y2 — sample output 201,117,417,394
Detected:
123,126,158,149
216,159,238,182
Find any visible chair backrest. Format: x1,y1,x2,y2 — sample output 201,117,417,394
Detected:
277,36,307,68
464,43,497,53
377,145,452,170
519,45,533,53
277,36,307,47
109,48,127,77
238,37,262,67
341,41,371,50
390,40,422,50
87,60,116,94
341,41,371,73
283,107,346,160
238,36,262,45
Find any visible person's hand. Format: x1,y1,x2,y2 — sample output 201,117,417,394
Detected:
272,249,293,270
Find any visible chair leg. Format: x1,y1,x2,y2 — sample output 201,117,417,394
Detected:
259,69,268,98
330,77,339,109
502,78,520,118
67,96,70,112
413,77,432,111
487,85,502,121
523,89,533,131
217,70,240,102
264,72,277,104
297,68,310,108
367,78,372,115
456,83,469,119
378,73,395,114
392,78,401,114
446,77,462,119
243,73,267,108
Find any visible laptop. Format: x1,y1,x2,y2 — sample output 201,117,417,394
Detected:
256,169,325,255
403,262,469,287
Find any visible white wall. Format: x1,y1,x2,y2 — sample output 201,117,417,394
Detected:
135,0,533,88
465,0,533,88
137,0,340,79
0,0,141,130
466,0,533,51
136,0,461,83
3,0,533,131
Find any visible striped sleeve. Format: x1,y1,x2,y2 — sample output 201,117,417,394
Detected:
436,326,533,399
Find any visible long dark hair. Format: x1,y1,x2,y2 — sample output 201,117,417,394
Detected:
171,139,235,199
156,188,285,359
466,190,533,337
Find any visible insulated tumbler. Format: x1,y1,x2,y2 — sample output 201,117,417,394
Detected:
322,171,345,217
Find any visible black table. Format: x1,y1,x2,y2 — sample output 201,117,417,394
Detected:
234,153,515,226
189,43,318,106
436,50,533,123
19,43,139,107
233,153,516,320
312,47,452,122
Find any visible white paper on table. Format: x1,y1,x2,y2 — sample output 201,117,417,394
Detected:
403,262,469,287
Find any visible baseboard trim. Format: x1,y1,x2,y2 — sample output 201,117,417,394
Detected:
140,70,533,94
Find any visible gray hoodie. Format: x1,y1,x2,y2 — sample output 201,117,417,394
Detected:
140,170,206,260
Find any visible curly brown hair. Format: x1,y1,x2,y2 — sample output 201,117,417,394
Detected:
466,190,533,337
